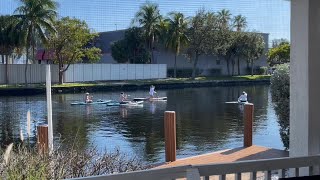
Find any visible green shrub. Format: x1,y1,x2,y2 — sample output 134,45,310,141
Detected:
167,68,200,78
256,66,268,75
270,63,289,149
208,68,222,76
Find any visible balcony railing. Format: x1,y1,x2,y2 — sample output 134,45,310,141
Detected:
71,154,320,180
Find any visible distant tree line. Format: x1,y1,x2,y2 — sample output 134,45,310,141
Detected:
111,3,266,78
0,0,101,85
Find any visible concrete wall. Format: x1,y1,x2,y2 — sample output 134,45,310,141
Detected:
0,64,167,84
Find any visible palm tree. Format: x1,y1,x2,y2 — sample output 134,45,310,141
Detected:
165,12,189,78
0,15,21,84
133,2,162,63
233,15,247,75
217,9,232,30
14,0,57,85
233,15,247,32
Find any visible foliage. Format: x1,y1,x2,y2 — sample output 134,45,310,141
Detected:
232,15,247,32
0,16,21,57
241,32,265,76
256,66,268,75
46,17,101,84
271,38,289,48
270,63,290,149
14,0,58,85
267,42,290,66
111,40,128,63
111,27,150,64
164,12,189,78
133,2,162,63
0,144,145,179
186,9,216,79
217,9,232,30
213,30,236,76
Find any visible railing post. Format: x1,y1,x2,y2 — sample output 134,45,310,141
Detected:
186,168,201,180
164,111,176,162
244,103,254,147
37,124,49,154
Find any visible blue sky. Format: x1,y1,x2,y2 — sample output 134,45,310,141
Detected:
0,0,290,43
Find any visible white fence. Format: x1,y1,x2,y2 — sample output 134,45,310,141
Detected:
64,64,167,83
0,64,167,84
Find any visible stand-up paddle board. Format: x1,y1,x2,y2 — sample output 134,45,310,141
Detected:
133,97,167,101
71,100,111,105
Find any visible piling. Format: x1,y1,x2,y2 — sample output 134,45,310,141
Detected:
37,124,49,154
164,111,176,162
244,103,254,147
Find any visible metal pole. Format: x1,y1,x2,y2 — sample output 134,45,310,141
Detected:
46,65,53,152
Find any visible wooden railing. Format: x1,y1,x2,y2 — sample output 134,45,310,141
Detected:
70,154,320,180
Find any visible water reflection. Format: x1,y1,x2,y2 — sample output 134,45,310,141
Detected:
0,85,284,163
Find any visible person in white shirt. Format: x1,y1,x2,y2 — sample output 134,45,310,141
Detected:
149,85,156,98
85,92,93,103
120,92,128,102
238,91,248,102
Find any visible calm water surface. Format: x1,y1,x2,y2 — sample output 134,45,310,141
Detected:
0,85,284,163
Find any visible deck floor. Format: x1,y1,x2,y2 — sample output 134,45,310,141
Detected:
157,145,288,169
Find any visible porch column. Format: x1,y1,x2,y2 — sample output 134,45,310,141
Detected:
290,0,320,158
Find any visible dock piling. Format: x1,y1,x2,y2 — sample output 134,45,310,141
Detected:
164,111,176,162
37,124,49,154
244,103,254,147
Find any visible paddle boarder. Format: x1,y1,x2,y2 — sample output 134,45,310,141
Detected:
149,85,157,99
238,91,248,103
120,92,128,102
85,92,93,103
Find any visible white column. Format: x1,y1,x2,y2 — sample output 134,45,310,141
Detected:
290,0,320,158
46,65,53,152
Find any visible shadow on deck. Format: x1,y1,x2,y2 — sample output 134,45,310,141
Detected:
156,145,288,169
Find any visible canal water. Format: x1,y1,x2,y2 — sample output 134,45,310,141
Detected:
0,85,284,163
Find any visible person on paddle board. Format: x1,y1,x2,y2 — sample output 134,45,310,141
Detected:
85,92,93,103
120,92,128,103
238,91,248,103
149,85,156,99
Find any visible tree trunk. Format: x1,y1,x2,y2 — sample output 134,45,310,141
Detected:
174,53,177,78
192,54,199,79
5,55,9,84
150,35,155,64
237,57,240,75
58,61,63,84
251,60,254,76
231,59,235,76
24,46,29,86
226,58,230,76
1,55,4,64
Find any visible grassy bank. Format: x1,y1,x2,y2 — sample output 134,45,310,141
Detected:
0,75,270,95
51,75,271,88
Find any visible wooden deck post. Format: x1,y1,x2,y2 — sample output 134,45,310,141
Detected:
164,111,176,162
244,103,254,147
37,124,49,154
